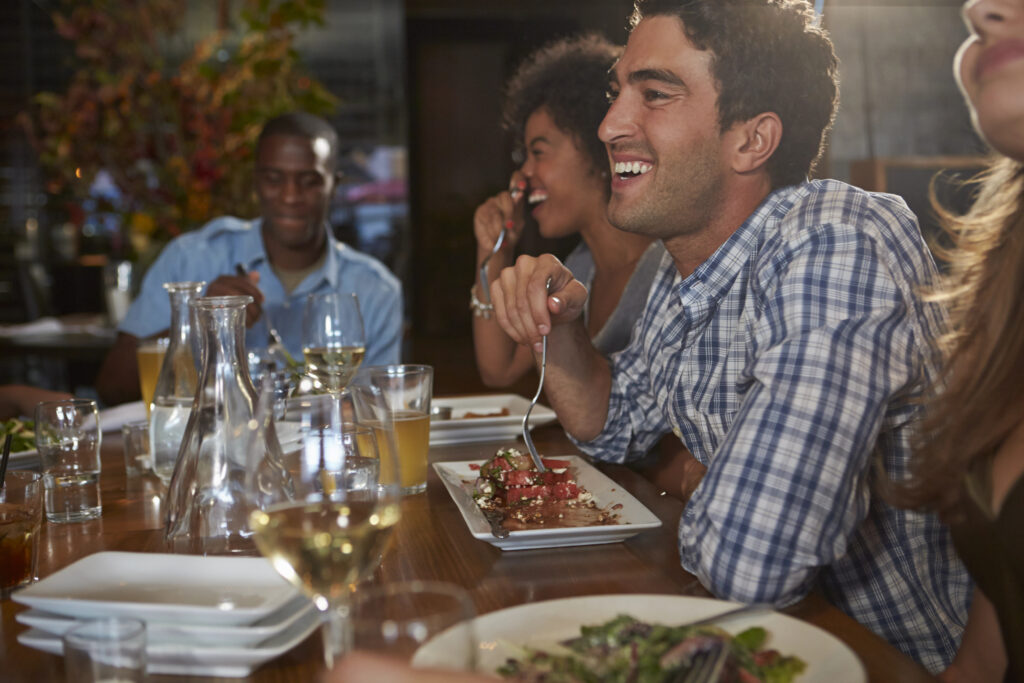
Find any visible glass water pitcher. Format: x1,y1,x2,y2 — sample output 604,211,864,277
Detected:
149,281,205,484
164,295,290,555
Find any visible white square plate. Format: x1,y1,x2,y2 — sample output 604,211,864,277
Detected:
14,552,301,626
17,594,315,648
6,448,39,470
17,606,320,678
433,455,661,550
429,394,556,446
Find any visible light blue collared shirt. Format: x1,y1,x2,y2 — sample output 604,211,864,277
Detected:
120,216,403,366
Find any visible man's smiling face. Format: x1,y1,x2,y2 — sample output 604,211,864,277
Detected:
254,133,337,254
599,15,728,240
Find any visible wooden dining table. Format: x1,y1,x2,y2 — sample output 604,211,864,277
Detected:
1,415,937,683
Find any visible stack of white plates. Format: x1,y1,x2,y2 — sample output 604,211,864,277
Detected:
14,552,319,677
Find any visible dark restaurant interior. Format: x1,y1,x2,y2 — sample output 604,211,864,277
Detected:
3,1,1021,682
0,0,983,398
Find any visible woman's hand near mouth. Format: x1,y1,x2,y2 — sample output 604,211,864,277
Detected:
474,170,527,263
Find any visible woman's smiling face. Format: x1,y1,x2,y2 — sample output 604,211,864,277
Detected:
520,107,609,240
956,0,1024,160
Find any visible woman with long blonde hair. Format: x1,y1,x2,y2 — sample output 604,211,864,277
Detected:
894,1,1024,680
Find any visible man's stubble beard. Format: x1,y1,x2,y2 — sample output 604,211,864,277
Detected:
605,138,723,241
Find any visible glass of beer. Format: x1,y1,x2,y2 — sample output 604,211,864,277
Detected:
136,337,169,416
361,364,433,495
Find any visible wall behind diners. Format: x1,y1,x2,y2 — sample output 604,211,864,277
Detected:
825,1,987,181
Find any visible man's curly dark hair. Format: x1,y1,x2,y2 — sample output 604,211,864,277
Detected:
630,0,839,189
502,34,622,187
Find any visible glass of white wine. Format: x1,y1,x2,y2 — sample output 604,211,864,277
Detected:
302,292,366,394
245,383,402,668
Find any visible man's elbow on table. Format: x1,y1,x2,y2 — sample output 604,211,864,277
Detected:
683,534,816,608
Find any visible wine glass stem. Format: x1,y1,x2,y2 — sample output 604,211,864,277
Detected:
322,601,352,669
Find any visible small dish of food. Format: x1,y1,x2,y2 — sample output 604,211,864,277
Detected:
433,450,661,550
428,394,556,446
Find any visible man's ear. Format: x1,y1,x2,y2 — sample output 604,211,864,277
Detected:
727,112,782,175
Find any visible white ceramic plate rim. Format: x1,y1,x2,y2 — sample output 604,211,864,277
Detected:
14,552,300,626
433,455,661,550
6,448,39,469
414,594,866,683
429,394,555,445
17,606,320,678
16,595,316,647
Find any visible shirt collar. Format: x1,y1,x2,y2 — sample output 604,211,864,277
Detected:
674,183,803,309
233,217,343,291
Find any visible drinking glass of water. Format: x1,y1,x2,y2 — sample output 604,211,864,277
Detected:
33,399,102,524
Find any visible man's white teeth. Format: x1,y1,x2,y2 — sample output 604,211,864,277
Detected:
613,161,652,176
528,191,548,204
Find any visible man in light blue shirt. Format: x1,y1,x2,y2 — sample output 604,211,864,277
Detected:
96,112,402,406
488,0,968,672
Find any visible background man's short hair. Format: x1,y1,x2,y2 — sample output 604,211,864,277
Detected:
257,111,340,171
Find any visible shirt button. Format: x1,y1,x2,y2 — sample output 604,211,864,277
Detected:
672,428,682,438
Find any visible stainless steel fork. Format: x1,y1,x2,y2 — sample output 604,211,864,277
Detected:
521,333,547,472
521,277,552,473
677,641,728,683
235,264,297,367
478,227,507,305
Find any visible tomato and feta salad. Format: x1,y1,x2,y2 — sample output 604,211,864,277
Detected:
469,448,618,529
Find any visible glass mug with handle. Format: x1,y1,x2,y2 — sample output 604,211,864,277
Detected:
245,380,402,668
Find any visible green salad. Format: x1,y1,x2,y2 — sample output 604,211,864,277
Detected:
497,614,806,683
0,418,36,453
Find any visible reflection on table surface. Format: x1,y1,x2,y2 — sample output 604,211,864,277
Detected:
1,415,936,683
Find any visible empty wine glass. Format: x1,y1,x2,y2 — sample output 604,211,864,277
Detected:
302,292,366,394
349,581,477,671
245,381,401,669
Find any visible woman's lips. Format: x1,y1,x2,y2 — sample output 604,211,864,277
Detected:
975,39,1024,82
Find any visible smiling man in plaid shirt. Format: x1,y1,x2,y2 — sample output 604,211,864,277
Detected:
489,0,969,673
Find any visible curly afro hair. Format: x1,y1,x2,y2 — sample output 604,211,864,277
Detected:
501,34,622,182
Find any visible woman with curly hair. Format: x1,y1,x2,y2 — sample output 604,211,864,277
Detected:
892,0,1024,680
469,34,664,387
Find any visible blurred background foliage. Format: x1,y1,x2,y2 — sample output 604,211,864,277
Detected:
19,0,338,268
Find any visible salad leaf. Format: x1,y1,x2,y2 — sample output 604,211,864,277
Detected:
0,418,36,453
497,614,807,683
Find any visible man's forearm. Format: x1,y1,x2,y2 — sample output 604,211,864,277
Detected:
541,319,612,442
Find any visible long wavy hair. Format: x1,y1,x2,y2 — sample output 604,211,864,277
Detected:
891,156,1024,514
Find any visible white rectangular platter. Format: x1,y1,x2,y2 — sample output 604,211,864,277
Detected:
14,552,301,626
433,455,661,551
429,394,556,446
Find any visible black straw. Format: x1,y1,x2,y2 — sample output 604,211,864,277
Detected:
0,433,12,489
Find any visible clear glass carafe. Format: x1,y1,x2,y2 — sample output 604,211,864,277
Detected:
149,281,205,484
164,295,290,555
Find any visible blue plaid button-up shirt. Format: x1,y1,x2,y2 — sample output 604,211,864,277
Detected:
573,180,969,672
